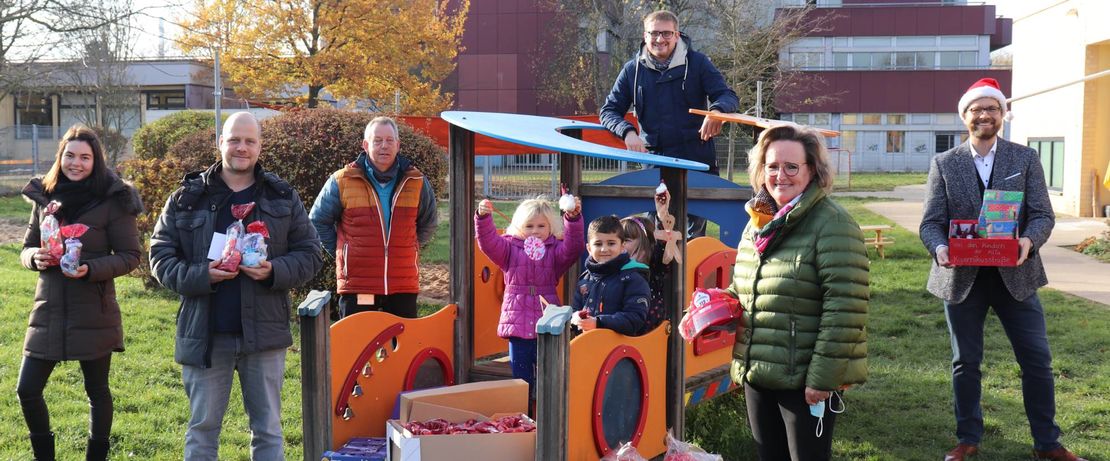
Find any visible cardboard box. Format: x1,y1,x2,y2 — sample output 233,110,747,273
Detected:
949,237,1019,266
386,380,536,461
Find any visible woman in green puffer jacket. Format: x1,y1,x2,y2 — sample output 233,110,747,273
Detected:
727,125,869,461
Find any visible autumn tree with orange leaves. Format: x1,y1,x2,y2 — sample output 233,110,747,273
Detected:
177,0,468,114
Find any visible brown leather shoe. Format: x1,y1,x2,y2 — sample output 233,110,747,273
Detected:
1033,446,1088,461
944,443,979,461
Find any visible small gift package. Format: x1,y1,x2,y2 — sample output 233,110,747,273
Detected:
216,202,255,272
41,201,64,261
240,221,269,268
59,224,90,276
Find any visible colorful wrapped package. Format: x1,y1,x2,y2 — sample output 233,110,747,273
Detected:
40,201,64,261
321,437,388,461
240,221,269,268
59,224,90,276
215,202,255,272
679,288,742,342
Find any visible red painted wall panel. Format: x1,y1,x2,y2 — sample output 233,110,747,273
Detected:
776,70,1012,114
789,5,1001,38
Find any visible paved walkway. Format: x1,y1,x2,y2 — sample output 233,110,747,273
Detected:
838,184,1110,306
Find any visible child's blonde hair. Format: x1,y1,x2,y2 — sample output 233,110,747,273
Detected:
505,197,564,239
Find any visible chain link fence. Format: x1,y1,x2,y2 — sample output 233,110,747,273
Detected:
0,125,57,195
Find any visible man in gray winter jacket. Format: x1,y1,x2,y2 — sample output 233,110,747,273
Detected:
150,112,323,460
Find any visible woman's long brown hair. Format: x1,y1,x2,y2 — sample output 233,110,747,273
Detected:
41,125,112,195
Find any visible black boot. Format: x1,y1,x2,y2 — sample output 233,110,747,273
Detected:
29,432,54,461
86,437,110,461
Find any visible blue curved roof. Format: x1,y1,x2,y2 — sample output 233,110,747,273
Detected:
440,111,710,172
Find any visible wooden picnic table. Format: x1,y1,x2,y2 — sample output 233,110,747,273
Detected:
860,224,894,259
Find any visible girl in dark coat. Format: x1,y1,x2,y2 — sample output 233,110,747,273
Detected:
18,125,142,461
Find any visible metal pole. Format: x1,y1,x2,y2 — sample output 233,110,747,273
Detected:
726,126,735,183
214,46,223,138
483,155,491,198
31,125,39,175
755,81,763,119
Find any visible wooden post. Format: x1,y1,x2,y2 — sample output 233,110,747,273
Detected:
298,290,333,460
535,306,573,461
660,167,688,439
449,124,476,385
559,129,583,304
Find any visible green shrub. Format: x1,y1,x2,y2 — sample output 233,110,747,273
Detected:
259,108,448,295
131,111,223,160
122,108,448,293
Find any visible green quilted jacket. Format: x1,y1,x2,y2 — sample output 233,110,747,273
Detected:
729,184,870,391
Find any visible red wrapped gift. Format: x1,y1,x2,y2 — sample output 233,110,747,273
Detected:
679,288,742,342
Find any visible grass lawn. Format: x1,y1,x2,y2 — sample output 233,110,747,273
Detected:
1,196,1106,460
836,172,927,192
0,194,30,221
686,197,1110,460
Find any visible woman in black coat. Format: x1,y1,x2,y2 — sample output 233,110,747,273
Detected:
18,125,142,461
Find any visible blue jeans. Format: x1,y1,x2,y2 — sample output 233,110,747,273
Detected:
508,337,536,398
944,268,1061,451
182,334,286,461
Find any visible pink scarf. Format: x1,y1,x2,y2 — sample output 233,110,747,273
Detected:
754,202,795,254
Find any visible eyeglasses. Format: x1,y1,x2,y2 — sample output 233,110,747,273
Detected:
645,30,675,39
765,162,806,177
967,106,1001,116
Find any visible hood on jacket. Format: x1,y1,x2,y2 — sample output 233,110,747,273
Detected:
23,174,144,217
175,161,293,209
637,32,691,72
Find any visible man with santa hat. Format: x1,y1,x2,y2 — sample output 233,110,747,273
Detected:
919,78,1086,461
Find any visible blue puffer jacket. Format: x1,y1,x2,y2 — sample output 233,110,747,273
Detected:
599,34,739,172
572,253,650,336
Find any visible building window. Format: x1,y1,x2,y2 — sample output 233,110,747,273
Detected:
935,132,967,153
862,113,881,125
838,130,857,152
841,113,857,124
1029,138,1065,191
147,90,186,110
887,114,906,125
14,92,54,139
887,131,905,153
813,113,830,125
794,113,812,125
833,52,849,68
911,114,932,124
790,52,823,69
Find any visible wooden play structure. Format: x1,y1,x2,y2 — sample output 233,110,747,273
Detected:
297,111,756,460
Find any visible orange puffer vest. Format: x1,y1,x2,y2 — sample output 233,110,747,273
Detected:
334,162,424,294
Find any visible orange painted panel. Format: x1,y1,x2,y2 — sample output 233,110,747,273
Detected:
567,323,668,460
683,237,739,378
329,306,456,449
473,244,509,359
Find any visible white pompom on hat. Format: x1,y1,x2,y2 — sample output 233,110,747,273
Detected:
958,77,1011,120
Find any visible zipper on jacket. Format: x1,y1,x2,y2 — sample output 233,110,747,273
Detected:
384,175,414,295
342,242,349,280
789,319,797,374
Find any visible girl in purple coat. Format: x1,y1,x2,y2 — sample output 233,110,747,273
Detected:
475,196,584,397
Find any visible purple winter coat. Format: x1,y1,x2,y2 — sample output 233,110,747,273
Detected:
475,212,585,339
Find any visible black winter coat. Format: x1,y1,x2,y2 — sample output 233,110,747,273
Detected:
20,176,143,361
149,163,323,367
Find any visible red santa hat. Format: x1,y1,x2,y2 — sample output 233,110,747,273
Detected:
958,78,1011,120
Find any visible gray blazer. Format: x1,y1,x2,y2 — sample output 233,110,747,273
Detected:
919,138,1055,303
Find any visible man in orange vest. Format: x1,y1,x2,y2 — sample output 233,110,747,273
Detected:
310,117,438,318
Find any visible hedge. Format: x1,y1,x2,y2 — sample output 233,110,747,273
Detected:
121,108,449,293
